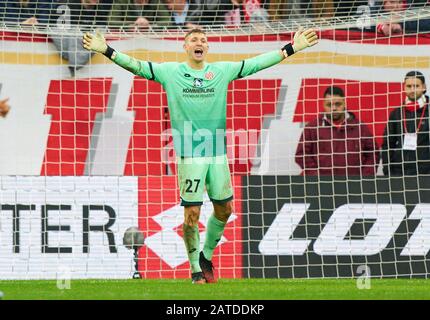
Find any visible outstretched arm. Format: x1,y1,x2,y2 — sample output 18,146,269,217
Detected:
82,31,157,80
231,28,318,80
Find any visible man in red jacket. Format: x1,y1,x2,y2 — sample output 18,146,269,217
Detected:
295,86,379,176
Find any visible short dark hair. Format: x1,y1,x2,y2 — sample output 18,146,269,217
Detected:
184,28,206,40
404,70,426,85
324,86,345,98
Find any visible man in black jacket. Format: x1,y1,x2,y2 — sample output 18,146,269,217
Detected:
370,0,430,36
381,71,430,176
164,0,234,29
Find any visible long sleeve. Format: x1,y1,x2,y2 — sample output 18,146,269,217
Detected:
295,126,318,174
381,126,390,176
381,112,396,176
111,51,172,84
224,50,284,82
360,123,379,176
112,51,155,79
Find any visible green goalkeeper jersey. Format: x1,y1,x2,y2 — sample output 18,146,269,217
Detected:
112,50,283,157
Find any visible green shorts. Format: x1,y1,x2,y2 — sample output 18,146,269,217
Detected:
177,155,234,206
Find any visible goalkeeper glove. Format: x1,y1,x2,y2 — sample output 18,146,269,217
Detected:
282,27,318,57
82,30,113,57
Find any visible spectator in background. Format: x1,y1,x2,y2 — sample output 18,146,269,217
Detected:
295,86,378,176
268,0,288,21
381,71,430,176
0,0,52,26
309,0,334,18
334,0,369,16
61,0,113,27
225,0,268,26
307,0,368,19
50,0,113,77
164,0,234,28
108,0,171,31
406,0,428,8
268,0,301,21
199,0,236,26
371,0,430,36
241,0,269,23
165,0,201,29
0,98,11,118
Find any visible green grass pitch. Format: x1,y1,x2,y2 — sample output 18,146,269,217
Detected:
0,279,429,300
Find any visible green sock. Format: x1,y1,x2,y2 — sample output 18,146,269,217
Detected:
203,214,226,261
182,223,201,273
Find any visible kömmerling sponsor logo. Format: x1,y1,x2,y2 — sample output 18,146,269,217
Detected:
183,88,215,94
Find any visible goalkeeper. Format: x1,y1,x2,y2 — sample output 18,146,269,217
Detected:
82,27,318,284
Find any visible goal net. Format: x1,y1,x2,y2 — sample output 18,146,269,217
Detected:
1,0,430,279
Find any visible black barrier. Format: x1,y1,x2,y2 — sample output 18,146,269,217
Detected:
242,176,430,278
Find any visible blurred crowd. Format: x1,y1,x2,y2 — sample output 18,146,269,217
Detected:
0,0,429,31
1,0,429,76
